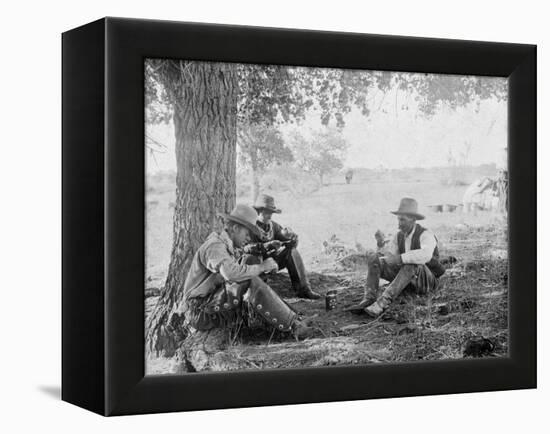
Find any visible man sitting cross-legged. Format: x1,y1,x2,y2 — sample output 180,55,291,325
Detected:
345,198,445,317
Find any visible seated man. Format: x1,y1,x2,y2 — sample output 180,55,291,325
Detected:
346,198,445,317
242,194,320,300
182,204,315,340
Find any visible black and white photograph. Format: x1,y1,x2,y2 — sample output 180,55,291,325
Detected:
2,0,544,430
144,59,509,374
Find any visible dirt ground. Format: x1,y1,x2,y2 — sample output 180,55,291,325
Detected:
145,169,508,373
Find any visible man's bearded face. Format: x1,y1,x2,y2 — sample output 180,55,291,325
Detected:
397,215,416,234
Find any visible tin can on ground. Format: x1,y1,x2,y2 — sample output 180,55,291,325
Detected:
325,289,338,311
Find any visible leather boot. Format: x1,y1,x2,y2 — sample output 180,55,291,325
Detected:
286,248,321,299
344,293,375,314
364,264,418,317
247,277,297,331
364,296,391,317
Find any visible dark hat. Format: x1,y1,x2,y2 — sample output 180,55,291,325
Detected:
218,204,261,237
391,197,425,220
252,194,282,213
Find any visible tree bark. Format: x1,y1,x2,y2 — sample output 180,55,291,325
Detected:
146,61,238,357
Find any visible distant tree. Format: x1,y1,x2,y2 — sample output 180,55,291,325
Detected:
290,128,349,185
238,123,293,202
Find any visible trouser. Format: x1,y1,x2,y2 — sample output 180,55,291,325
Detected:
242,246,310,291
362,252,439,305
184,276,297,333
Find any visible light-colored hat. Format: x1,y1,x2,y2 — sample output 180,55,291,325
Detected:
252,194,282,213
391,197,425,220
218,204,261,237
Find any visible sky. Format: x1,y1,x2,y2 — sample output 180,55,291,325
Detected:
145,72,507,173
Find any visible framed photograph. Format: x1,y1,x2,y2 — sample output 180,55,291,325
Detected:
62,17,536,416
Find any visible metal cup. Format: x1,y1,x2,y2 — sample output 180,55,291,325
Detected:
325,289,338,311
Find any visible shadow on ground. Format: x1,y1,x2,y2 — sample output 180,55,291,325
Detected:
37,385,61,400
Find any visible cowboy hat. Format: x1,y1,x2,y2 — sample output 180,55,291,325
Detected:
252,194,282,213
391,197,425,220
218,204,261,237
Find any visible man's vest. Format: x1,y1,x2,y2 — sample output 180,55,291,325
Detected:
397,224,445,278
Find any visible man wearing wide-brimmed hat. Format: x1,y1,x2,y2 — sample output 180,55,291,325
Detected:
182,203,315,340
345,198,445,317
242,194,321,300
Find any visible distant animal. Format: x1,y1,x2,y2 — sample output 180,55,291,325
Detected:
345,169,354,184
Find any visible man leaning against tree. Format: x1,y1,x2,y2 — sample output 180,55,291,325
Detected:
346,197,445,317
181,204,316,340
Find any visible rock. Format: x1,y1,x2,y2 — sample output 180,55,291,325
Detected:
462,337,495,357
435,303,450,315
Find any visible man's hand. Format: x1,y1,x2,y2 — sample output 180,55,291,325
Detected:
281,227,299,248
381,253,403,267
243,243,264,255
264,240,283,251
262,258,279,274
374,230,386,248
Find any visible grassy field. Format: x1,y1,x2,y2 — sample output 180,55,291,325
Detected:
145,168,508,373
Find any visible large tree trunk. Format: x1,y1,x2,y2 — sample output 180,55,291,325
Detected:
146,61,238,357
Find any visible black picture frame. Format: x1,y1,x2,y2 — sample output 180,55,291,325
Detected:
62,17,536,416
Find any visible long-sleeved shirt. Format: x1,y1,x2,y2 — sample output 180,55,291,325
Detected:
385,224,438,265
183,231,266,299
